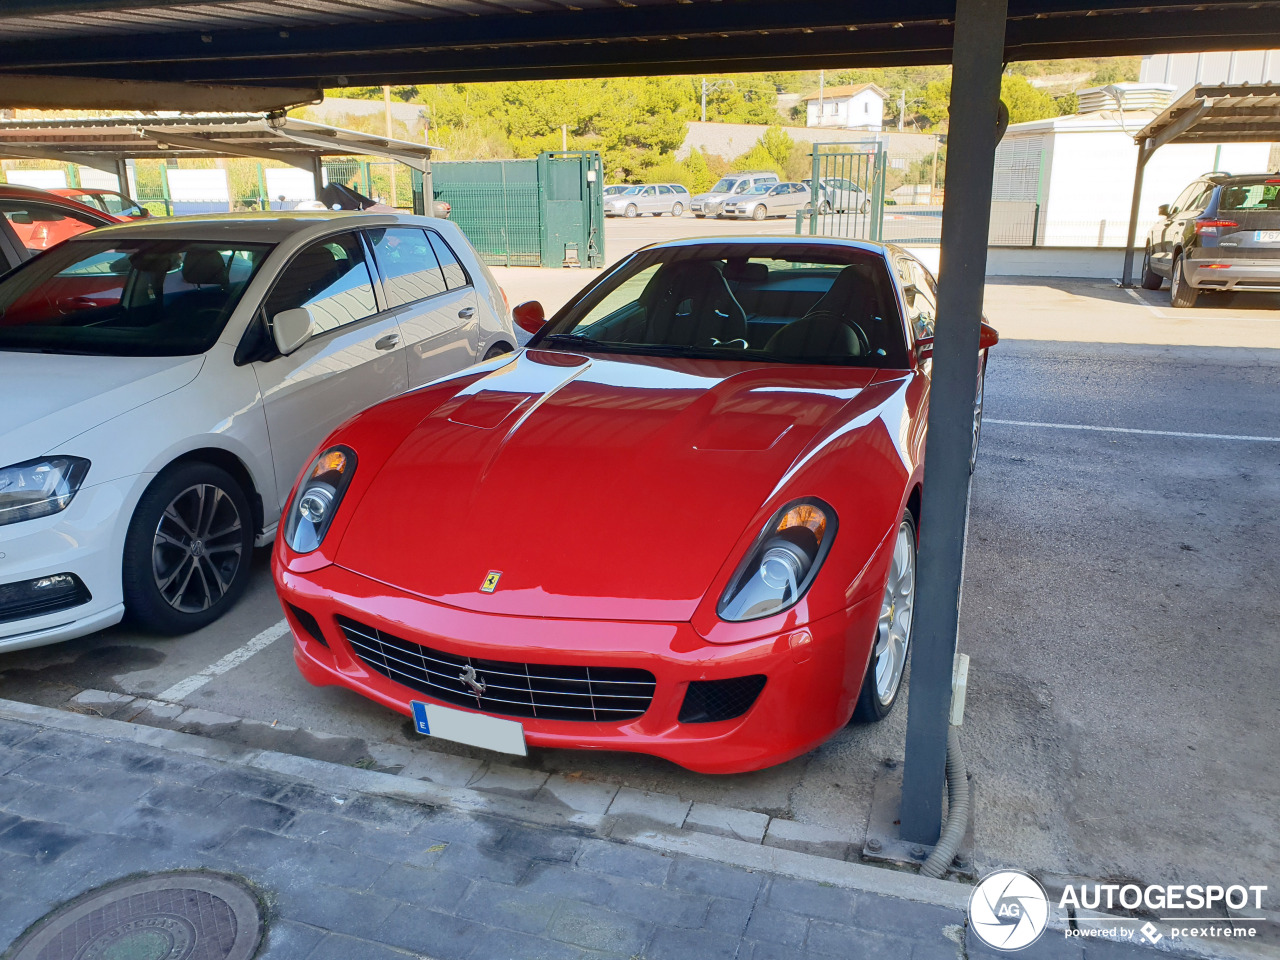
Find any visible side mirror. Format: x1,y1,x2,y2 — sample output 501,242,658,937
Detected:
1158,203,1170,217
135,208,152,219
272,307,314,356
513,300,547,335
979,321,1000,350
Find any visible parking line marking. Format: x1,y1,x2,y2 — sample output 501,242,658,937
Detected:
986,419,1280,443
156,619,291,702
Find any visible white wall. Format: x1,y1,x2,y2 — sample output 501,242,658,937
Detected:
1040,130,1270,246
805,91,883,131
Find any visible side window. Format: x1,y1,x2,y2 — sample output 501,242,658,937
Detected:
427,232,470,290
367,227,446,307
265,232,378,335
0,200,103,253
1189,186,1215,212
733,181,750,194
1170,183,1201,215
899,259,938,339
657,185,673,196
643,187,656,197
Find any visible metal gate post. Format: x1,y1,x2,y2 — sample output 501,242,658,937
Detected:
871,144,886,242
899,0,1008,845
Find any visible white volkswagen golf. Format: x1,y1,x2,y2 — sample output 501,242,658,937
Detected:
0,211,517,652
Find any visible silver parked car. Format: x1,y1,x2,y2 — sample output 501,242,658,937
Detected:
604,184,691,218
690,172,780,218
721,181,811,221
804,177,872,214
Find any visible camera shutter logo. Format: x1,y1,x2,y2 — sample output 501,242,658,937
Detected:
968,870,1050,951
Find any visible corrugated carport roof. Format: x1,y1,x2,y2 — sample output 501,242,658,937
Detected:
2,0,1280,111
0,114,442,174
1132,82,1280,147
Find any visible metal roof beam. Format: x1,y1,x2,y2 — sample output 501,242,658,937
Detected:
1148,98,1215,151
272,120,439,173
0,142,119,174
137,128,319,171
0,74,319,112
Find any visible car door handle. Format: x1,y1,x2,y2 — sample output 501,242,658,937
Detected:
458,306,476,320
375,333,400,351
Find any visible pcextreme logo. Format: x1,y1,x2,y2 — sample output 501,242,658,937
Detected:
968,870,1050,951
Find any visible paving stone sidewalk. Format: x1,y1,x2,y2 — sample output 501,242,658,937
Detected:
0,710,1195,960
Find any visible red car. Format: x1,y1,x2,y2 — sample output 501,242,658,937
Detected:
50,187,150,220
274,237,997,773
0,183,120,268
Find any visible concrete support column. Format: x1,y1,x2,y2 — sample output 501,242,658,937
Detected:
899,0,1008,845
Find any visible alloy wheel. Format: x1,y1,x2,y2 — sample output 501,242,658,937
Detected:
970,370,985,472
874,520,916,705
152,483,244,614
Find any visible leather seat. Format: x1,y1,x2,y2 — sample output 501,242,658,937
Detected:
642,260,749,346
766,265,876,359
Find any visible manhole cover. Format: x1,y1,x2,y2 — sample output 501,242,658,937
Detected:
8,871,262,960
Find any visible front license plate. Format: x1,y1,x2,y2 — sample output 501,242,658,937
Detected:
1256,231,1280,243
411,701,527,756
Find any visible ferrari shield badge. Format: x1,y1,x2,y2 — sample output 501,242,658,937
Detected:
480,571,502,593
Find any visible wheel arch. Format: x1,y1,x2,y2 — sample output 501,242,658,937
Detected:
905,484,922,533
158,447,265,538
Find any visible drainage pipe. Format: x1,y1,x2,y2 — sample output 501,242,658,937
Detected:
920,725,970,879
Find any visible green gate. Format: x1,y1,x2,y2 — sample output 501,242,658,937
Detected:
800,142,886,241
427,151,604,268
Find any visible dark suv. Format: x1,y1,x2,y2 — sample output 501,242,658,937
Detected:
1142,173,1280,307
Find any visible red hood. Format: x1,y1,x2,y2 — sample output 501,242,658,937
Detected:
336,349,879,621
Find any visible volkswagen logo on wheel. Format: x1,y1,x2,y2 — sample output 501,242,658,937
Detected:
968,870,1050,951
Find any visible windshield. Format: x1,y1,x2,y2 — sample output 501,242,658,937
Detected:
710,178,739,193
0,237,273,357
603,185,627,196
1219,181,1280,212
533,245,908,368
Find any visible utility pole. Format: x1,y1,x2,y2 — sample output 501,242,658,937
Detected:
931,134,940,202
700,78,736,123
701,78,707,123
383,85,397,208
562,124,568,151
818,70,825,126
899,90,907,132
422,108,434,217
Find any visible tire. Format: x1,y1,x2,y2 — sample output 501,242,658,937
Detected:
860,199,872,214
671,202,684,217
1170,254,1198,308
818,200,832,216
970,362,986,475
1141,248,1162,290
694,214,705,219
852,511,917,723
751,205,767,221
483,342,513,360
122,461,254,635
624,204,638,219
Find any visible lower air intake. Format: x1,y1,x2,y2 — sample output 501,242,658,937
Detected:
679,675,767,724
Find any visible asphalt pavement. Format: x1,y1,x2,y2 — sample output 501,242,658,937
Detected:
1,275,1277,947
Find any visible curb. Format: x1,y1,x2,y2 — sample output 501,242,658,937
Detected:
2,696,1267,960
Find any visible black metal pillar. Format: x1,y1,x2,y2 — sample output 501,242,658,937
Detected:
899,0,1007,845
114,158,133,200
311,155,326,199
1120,139,1152,287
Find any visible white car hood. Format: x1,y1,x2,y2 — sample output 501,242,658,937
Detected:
0,352,204,465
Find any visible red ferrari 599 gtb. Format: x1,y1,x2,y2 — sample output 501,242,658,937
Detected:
274,237,996,773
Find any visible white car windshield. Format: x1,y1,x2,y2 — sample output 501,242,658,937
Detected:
710,178,739,193
0,237,273,357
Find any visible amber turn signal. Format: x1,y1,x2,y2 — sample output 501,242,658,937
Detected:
777,503,827,540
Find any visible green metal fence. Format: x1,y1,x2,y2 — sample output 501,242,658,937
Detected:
430,151,605,268
797,142,887,241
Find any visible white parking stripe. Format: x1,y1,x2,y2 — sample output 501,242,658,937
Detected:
156,619,291,702
986,418,1280,443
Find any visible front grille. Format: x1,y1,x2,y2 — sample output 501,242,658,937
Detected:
679,675,768,724
0,573,91,625
338,616,656,722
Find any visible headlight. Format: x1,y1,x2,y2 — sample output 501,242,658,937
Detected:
284,446,356,554
0,457,90,527
718,499,837,622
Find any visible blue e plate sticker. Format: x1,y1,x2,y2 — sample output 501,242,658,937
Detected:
411,701,432,735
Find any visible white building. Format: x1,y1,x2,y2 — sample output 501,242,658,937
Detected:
992,110,1272,246
1141,50,1280,96
801,83,887,132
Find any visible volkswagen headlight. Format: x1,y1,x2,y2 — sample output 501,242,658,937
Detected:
0,457,90,527
718,500,837,622
284,447,356,554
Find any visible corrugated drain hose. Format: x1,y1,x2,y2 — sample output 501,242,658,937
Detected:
920,725,970,879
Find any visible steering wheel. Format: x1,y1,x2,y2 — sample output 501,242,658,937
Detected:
802,310,873,356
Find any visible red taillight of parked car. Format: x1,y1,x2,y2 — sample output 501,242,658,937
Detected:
1196,219,1238,236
